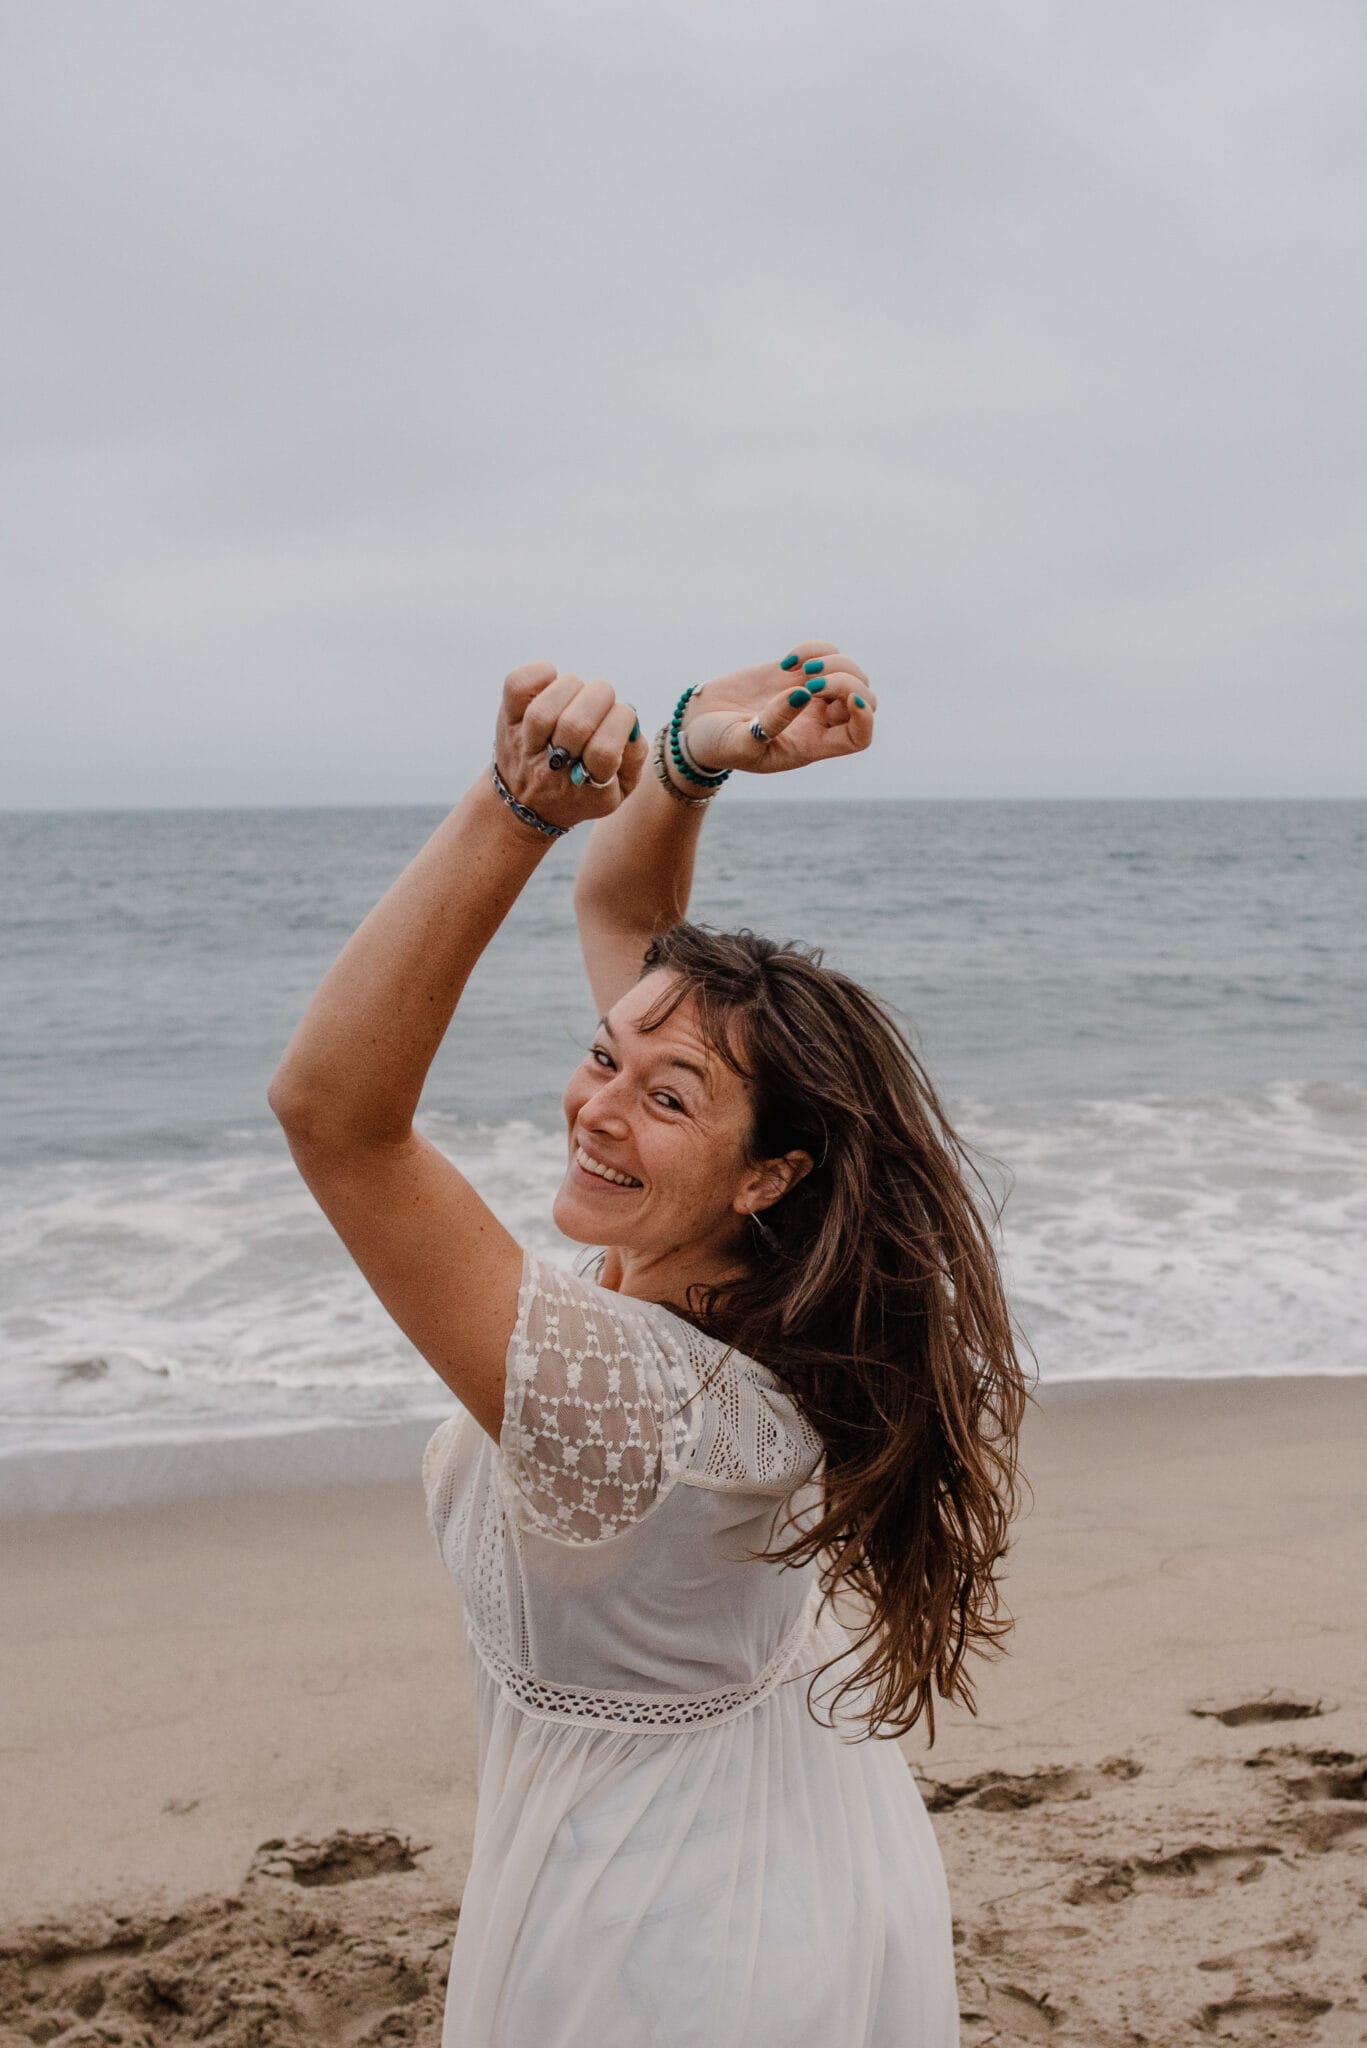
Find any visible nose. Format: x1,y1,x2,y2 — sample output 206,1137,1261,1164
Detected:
582,1073,632,1137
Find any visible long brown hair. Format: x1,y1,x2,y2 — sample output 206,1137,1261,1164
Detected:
636,922,1033,1744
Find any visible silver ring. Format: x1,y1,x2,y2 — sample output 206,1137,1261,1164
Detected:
569,756,614,790
547,742,572,772
749,718,772,744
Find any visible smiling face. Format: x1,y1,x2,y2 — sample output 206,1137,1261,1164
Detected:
553,970,806,1286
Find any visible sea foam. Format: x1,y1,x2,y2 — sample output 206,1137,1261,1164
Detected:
2,1083,1364,1471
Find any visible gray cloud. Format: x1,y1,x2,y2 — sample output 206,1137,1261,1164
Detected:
3,0,1365,804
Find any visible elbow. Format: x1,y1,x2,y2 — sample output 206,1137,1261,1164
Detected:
267,1063,316,1139
267,1063,409,1154
268,1081,349,1159
267,1057,342,1146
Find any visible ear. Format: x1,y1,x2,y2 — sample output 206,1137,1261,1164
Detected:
735,1148,814,1218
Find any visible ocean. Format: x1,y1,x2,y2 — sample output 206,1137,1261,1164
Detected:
3,800,1364,1478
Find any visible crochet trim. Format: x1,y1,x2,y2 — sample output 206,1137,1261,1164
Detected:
466,1579,823,1733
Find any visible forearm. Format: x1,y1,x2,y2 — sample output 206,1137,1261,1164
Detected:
269,774,555,1148
573,741,709,940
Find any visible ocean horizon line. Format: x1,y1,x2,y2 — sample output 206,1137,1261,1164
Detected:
4,792,1366,819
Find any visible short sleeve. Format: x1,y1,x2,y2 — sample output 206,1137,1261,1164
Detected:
499,1250,701,1544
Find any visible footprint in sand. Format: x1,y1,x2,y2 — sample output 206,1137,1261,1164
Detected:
1195,1989,1334,2041
1189,1692,1334,1727
984,1982,1059,2039
1065,1839,1282,1905
959,1977,1059,2041
1259,1747,1367,1804
248,1828,430,1886
1,1884,450,2046
1243,1744,1367,1853
1197,1929,1319,1971
920,1755,1142,1813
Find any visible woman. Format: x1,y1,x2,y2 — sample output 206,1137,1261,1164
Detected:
269,641,1028,2047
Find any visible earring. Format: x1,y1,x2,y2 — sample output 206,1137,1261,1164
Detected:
747,1211,782,1255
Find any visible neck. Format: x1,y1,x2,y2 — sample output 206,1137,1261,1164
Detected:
599,1233,750,1309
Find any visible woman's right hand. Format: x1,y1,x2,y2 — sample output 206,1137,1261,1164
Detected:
679,641,878,779
495,663,648,830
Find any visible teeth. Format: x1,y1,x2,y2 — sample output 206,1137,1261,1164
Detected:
576,1145,642,1189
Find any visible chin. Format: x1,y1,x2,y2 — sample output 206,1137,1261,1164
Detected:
551,1184,605,1247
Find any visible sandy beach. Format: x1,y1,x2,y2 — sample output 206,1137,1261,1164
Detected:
3,1372,1364,2047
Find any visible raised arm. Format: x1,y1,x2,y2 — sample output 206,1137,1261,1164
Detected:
573,642,878,1015
571,735,710,1016
268,663,645,1440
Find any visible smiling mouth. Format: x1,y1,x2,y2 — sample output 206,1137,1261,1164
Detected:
574,1144,643,1190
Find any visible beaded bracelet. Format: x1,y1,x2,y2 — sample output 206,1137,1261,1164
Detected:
490,761,568,839
668,686,731,790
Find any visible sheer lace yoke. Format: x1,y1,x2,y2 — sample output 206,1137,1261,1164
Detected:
499,1251,826,1544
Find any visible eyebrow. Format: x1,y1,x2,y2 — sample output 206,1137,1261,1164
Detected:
598,1017,711,1090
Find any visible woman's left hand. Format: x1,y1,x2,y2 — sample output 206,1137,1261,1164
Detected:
681,641,878,777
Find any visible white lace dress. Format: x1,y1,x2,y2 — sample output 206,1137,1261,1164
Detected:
422,1250,959,2047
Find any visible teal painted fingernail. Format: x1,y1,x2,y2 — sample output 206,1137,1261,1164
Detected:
854,695,866,709
570,760,587,786
807,676,826,691
788,688,811,708
780,653,800,671
803,659,824,675
629,716,640,742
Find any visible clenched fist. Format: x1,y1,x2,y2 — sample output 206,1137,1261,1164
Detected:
495,663,648,830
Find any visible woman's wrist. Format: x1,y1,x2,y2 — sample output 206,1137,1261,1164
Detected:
652,725,720,808
477,763,571,859
665,686,731,792
674,706,725,782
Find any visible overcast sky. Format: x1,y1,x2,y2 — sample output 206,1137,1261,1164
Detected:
3,1,1365,805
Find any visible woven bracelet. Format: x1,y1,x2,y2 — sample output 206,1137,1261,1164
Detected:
652,726,715,807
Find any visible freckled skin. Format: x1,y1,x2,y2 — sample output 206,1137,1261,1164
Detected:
553,971,808,1306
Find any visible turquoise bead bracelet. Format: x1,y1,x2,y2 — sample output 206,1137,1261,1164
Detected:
668,686,730,790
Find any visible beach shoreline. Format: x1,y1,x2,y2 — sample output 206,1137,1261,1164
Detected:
3,1372,1365,2044
7,1366,1365,1517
